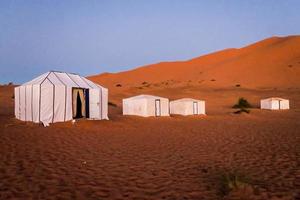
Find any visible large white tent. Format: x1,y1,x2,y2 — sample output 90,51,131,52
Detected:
170,98,205,116
260,97,289,110
14,71,108,126
123,95,169,117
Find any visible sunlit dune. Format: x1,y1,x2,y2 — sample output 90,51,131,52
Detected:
89,36,300,90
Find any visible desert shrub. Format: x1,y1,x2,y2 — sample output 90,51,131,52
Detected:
116,84,122,87
233,98,252,109
219,171,251,196
108,102,117,107
235,84,241,87
8,82,13,85
211,79,216,82
142,82,148,85
288,64,293,68
234,108,250,114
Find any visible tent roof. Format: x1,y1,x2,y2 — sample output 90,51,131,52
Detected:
262,97,288,101
124,94,168,101
20,71,105,89
170,98,204,103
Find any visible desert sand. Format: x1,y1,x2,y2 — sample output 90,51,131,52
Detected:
1,84,300,200
1,36,300,199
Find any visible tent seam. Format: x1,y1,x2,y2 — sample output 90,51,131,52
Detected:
66,73,80,87
52,72,67,86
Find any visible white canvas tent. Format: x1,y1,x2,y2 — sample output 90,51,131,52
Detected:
123,95,169,117
14,71,108,126
260,97,289,110
170,98,205,116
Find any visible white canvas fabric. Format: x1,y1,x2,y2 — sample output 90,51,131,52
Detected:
170,98,205,116
260,97,290,110
123,95,169,117
15,71,109,125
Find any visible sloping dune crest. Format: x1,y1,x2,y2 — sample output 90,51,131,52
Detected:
89,36,300,89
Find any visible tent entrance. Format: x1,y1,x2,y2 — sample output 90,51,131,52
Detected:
273,100,280,110
72,88,89,119
278,100,282,110
193,102,198,115
155,99,161,116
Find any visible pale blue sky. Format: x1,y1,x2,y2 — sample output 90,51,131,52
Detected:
0,0,299,84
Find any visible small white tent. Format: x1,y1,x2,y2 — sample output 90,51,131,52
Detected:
14,71,108,126
260,97,289,110
170,98,205,116
123,95,169,117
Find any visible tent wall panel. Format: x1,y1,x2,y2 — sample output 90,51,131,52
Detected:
146,99,156,117
271,101,279,110
32,85,40,122
14,88,20,119
65,87,73,121
123,99,147,117
89,89,100,119
170,99,205,116
40,81,54,124
25,85,32,121
53,85,65,122
19,86,26,121
101,88,109,120
280,100,289,109
260,100,270,109
146,98,169,117
170,101,186,115
123,95,169,117
198,101,205,115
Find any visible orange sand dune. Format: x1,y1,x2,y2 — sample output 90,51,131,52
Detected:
89,35,300,89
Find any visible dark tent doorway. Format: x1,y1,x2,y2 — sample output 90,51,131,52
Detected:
75,92,83,118
72,88,86,119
